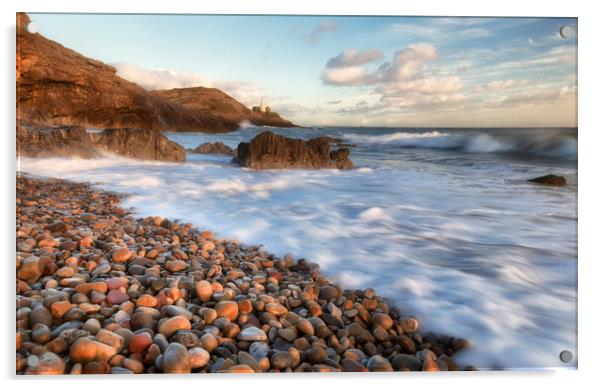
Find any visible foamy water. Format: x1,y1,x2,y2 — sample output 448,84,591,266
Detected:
18,126,577,370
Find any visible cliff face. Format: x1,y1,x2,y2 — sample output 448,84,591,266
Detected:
16,13,295,133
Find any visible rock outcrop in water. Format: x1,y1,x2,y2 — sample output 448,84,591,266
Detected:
235,131,353,170
527,174,567,186
16,13,295,133
189,142,236,156
17,124,185,162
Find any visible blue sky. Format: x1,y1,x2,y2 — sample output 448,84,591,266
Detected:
28,13,577,127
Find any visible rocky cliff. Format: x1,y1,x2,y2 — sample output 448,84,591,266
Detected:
16,13,295,133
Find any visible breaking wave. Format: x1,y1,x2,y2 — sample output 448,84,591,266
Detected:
343,130,577,160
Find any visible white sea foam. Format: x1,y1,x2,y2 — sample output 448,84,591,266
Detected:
18,127,577,370
358,207,387,222
116,176,164,188
344,130,448,144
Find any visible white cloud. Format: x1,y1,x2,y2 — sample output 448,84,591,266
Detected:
490,46,576,71
379,77,464,95
488,86,575,108
322,66,377,86
114,62,212,90
114,62,272,108
304,21,338,45
377,81,467,109
379,43,439,82
273,102,326,117
212,80,266,107
326,48,384,68
322,43,466,111
487,79,528,92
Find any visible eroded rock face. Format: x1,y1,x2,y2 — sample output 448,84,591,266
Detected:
235,131,353,170
189,142,236,156
17,124,185,162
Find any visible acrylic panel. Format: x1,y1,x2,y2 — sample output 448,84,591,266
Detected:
16,12,577,374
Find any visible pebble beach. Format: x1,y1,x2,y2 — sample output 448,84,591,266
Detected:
16,174,471,374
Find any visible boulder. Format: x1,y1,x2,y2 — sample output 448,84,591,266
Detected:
235,131,353,170
189,142,236,156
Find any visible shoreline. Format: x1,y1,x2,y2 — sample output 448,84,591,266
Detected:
16,173,471,374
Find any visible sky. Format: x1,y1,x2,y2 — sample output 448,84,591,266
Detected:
28,13,577,127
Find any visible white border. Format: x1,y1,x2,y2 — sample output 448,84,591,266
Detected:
2,1,600,388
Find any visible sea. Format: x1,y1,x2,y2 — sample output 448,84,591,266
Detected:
18,126,578,370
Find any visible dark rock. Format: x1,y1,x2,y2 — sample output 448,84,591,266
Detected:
452,338,470,353
189,142,235,156
50,321,82,339
130,312,155,331
319,286,338,301
367,355,393,372
392,354,421,371
527,174,567,186
161,343,191,373
438,354,459,371
46,221,66,232
329,148,353,170
172,332,201,348
270,351,292,369
235,131,353,170
397,335,417,353
341,358,368,372
29,305,53,327
306,347,327,364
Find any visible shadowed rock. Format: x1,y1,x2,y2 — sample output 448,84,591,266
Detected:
189,142,236,156
17,124,185,162
235,131,353,170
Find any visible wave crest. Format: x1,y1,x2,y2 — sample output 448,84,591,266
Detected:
344,130,577,160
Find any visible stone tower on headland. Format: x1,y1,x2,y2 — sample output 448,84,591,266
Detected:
252,97,271,114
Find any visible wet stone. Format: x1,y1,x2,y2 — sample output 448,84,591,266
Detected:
238,326,267,342
237,351,260,371
249,342,270,360
270,351,292,369
162,305,193,320
162,342,191,373
306,347,327,364
29,305,53,327
188,347,210,369
200,333,218,353
172,331,201,348
158,316,191,337
367,355,394,372
392,354,421,371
